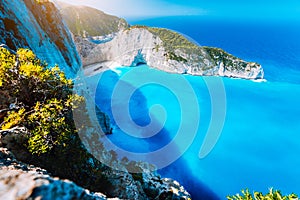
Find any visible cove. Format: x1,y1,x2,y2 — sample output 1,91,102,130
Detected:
86,65,300,199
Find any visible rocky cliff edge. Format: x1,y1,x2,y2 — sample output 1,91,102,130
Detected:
79,26,264,80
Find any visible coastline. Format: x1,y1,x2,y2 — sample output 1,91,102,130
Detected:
84,63,267,84
83,61,121,76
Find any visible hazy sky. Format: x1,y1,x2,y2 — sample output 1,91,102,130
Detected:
57,0,300,20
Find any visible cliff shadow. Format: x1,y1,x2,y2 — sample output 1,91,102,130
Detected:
90,69,219,199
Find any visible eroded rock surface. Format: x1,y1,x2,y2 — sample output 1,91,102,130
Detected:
77,27,264,80
0,148,111,200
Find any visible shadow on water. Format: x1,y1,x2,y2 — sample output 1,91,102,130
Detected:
158,157,220,200
89,70,219,199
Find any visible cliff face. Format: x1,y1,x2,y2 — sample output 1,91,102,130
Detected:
79,27,264,79
0,0,81,77
54,3,263,79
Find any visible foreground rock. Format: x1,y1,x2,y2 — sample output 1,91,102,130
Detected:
0,126,191,200
0,148,112,200
77,27,264,80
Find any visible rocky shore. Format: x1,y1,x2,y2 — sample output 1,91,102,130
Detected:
0,123,191,200
0,148,111,200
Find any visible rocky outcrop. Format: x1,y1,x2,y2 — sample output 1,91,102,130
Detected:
0,125,145,199
0,147,113,200
0,0,81,77
0,126,191,200
79,27,264,79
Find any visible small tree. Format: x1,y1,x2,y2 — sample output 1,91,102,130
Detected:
0,47,83,155
227,188,298,200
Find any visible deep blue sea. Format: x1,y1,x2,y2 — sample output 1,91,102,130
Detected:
87,16,300,199
128,16,300,84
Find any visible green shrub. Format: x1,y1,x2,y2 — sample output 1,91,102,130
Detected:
0,47,83,155
128,26,202,63
227,188,298,200
146,27,199,55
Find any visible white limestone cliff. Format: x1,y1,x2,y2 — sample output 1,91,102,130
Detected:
78,27,264,80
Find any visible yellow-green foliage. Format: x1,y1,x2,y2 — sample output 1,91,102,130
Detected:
0,47,83,155
227,188,298,200
129,25,198,51
146,27,199,51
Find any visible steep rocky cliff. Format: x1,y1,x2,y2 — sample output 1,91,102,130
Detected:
53,3,264,79
79,26,264,79
0,0,81,77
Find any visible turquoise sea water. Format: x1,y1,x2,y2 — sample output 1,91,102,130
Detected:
88,17,300,199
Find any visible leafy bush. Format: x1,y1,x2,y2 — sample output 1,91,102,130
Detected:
0,47,83,154
227,188,298,200
0,47,117,194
